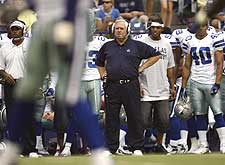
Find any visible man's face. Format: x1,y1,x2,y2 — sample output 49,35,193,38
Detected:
196,24,208,36
150,26,162,39
10,26,23,38
114,21,127,39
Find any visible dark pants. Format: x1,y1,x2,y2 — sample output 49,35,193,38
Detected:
140,100,170,133
104,79,144,153
4,83,41,155
4,84,17,122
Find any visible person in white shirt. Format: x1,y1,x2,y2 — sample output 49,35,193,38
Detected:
134,16,175,153
0,20,29,125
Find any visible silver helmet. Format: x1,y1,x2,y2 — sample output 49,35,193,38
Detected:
174,96,193,120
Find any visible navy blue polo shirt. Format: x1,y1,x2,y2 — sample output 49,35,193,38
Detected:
96,38,160,80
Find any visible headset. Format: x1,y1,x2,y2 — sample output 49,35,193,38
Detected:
111,19,131,35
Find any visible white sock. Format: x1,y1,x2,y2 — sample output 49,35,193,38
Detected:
65,142,72,149
180,130,188,145
64,133,67,144
36,135,44,149
161,133,167,147
119,130,127,147
190,137,198,146
216,127,225,146
170,140,178,146
197,130,208,147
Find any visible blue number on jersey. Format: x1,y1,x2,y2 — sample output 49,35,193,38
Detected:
98,36,106,41
133,34,142,40
175,29,183,35
88,50,98,68
164,34,172,39
190,47,212,65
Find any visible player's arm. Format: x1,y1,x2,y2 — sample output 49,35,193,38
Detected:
167,67,176,100
181,53,192,88
214,49,224,85
138,55,160,73
173,46,182,78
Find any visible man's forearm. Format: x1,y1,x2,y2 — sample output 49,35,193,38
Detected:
215,61,223,85
215,50,224,85
181,67,190,88
167,67,175,89
140,55,160,71
97,66,107,79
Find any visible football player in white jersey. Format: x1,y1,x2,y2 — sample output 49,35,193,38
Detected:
172,16,202,153
134,16,176,153
212,19,225,129
81,35,108,114
0,32,10,48
181,23,225,154
160,28,189,154
60,34,109,156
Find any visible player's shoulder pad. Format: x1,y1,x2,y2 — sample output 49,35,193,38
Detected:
184,35,192,42
162,34,172,39
172,29,184,36
132,33,148,40
97,35,107,41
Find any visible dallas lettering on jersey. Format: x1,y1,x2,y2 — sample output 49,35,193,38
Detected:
154,47,167,59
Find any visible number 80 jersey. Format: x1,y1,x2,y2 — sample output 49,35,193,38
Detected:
182,33,225,84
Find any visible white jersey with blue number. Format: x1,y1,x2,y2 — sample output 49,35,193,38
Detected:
173,27,216,44
182,33,225,84
0,33,10,48
82,35,108,81
172,29,192,45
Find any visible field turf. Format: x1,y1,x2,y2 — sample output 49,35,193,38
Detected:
18,154,225,165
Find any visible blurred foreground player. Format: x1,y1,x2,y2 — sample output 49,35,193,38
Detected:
0,0,114,165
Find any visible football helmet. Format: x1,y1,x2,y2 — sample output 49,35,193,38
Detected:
120,106,127,124
174,96,193,120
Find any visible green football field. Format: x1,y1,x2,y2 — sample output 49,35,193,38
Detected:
18,154,225,165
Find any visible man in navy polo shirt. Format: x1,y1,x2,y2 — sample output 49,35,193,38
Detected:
96,18,160,155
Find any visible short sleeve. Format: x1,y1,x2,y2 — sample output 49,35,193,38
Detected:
95,43,107,67
136,40,160,59
212,32,225,51
0,48,5,70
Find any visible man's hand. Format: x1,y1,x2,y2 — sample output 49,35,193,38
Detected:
210,84,220,95
169,88,176,101
4,73,15,86
104,15,112,24
42,112,54,121
139,83,144,97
